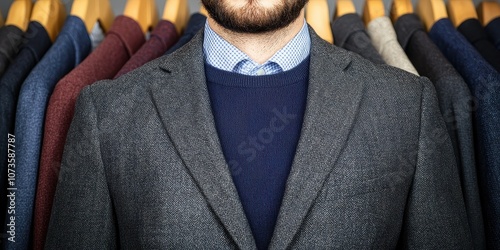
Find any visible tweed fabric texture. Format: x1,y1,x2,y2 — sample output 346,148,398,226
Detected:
429,18,500,248
33,15,144,250
457,18,500,71
5,16,91,250
0,25,23,76
115,20,178,78
331,13,385,64
45,27,472,249
165,13,206,55
485,17,500,50
0,21,51,236
367,16,418,75
395,14,485,249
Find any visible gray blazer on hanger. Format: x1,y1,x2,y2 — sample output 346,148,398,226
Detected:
45,27,473,249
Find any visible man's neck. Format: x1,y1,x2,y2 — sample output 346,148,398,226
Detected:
206,10,306,65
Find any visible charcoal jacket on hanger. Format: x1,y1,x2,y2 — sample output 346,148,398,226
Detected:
331,13,385,64
0,25,24,76
45,27,472,249
34,15,145,250
457,18,500,71
165,13,206,55
395,13,485,249
485,17,500,50
5,16,91,250
429,18,500,248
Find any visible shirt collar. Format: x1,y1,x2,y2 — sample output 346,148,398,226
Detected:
203,19,311,75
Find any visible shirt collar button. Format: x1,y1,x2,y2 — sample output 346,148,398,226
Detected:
256,68,266,76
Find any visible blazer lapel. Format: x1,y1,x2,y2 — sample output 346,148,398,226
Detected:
149,32,257,250
269,30,364,249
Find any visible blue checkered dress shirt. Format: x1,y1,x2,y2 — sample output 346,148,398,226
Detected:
203,20,311,75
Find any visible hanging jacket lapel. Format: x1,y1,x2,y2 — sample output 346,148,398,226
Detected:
149,31,257,250
269,29,364,249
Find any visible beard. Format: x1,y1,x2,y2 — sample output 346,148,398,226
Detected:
201,0,309,33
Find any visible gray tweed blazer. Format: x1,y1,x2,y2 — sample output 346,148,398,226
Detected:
45,27,473,249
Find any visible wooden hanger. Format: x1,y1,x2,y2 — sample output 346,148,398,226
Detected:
447,0,478,27
163,0,189,34
71,0,114,34
416,0,448,31
306,0,334,43
5,0,33,31
124,0,159,34
477,1,500,26
334,0,356,20
30,0,66,42
390,0,414,23
363,0,386,25
200,5,209,17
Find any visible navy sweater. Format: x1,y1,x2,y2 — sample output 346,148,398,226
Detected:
206,57,310,249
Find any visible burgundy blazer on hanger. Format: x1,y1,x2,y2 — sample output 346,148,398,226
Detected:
33,15,145,250
115,20,179,78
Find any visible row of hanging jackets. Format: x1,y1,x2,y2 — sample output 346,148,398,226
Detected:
0,0,499,249
0,0,206,249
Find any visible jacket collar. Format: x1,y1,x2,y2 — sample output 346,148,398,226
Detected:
151,26,362,249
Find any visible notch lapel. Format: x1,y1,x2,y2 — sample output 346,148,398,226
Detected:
269,30,364,249
149,32,257,250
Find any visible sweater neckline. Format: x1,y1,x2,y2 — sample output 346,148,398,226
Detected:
204,56,310,88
